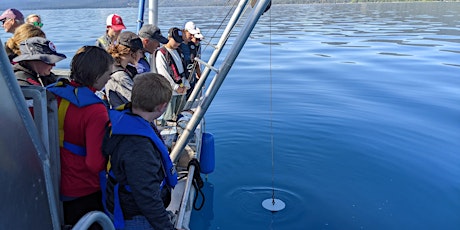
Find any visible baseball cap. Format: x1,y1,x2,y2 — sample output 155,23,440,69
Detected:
138,24,168,44
13,37,66,64
117,31,143,51
194,28,204,40
106,14,126,31
0,8,24,21
184,21,198,35
168,27,184,43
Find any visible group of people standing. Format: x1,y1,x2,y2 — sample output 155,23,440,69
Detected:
96,13,204,124
2,7,205,230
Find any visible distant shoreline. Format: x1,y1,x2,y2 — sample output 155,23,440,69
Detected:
13,0,458,11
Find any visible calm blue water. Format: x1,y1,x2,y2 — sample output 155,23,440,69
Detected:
3,2,459,229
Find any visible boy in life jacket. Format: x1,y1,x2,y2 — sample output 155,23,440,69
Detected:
46,46,114,228
102,73,179,229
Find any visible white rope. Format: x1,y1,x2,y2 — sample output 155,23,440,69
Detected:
268,0,275,203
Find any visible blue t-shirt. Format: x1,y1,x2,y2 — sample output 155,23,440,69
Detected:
137,57,150,74
179,43,191,63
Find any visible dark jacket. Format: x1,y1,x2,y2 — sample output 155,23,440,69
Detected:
13,63,58,86
102,116,174,230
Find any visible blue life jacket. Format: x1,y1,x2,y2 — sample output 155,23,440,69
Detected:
47,79,104,156
47,79,107,202
109,108,178,188
155,46,186,84
106,108,178,229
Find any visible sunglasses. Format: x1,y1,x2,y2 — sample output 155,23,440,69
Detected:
1,18,11,25
32,21,44,28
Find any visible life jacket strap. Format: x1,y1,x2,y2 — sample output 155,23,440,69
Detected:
105,169,133,229
57,99,71,148
113,183,125,229
99,171,109,215
57,98,88,157
157,47,183,84
63,141,86,156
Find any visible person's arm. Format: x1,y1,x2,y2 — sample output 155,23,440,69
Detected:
117,73,134,101
123,138,174,229
195,63,201,79
105,72,133,107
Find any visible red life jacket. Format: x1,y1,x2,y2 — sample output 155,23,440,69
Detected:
155,46,187,84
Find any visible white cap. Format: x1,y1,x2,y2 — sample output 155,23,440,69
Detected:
194,27,204,39
184,21,198,34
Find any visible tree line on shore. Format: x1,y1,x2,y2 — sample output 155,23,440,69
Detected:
11,0,453,10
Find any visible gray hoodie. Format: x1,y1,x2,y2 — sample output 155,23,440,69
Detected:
104,66,134,108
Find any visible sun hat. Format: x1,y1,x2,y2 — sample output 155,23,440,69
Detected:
168,27,184,43
13,37,66,64
194,28,204,40
117,31,144,51
0,8,24,21
138,24,168,44
106,14,126,31
184,21,198,35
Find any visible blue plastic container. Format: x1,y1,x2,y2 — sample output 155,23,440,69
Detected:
200,132,215,174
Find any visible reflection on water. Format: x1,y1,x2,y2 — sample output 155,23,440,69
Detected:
190,181,214,229
204,2,460,230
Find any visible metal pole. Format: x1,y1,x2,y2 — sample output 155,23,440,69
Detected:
136,0,145,33
148,0,158,26
170,0,271,163
183,0,249,110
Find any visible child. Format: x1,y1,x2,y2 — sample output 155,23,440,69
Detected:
103,73,178,230
46,46,114,227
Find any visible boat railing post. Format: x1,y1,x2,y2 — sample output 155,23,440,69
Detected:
136,0,146,33
72,211,115,230
171,0,272,163
172,0,249,162
148,0,158,26
0,39,62,229
183,0,249,110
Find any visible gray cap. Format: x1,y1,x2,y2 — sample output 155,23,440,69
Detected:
13,37,66,64
117,31,144,51
139,24,168,44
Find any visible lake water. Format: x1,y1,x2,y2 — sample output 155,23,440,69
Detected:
2,2,459,229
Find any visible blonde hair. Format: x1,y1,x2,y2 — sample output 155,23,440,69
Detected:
25,14,41,24
6,24,46,55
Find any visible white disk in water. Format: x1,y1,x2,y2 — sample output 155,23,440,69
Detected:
262,198,286,212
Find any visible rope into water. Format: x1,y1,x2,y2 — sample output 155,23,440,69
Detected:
268,1,275,204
